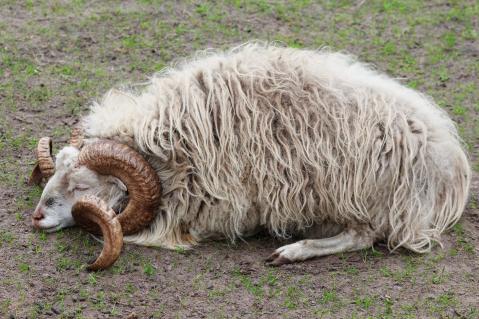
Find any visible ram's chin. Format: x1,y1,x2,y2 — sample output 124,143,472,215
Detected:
37,221,71,233
43,225,65,233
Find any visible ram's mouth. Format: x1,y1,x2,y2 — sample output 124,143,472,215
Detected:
43,225,63,233
32,217,68,233
34,223,62,233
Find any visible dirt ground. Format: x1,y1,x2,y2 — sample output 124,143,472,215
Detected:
0,1,478,318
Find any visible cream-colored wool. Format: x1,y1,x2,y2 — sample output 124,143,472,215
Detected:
83,42,470,253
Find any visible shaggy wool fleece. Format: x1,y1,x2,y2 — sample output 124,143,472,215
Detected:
83,42,470,252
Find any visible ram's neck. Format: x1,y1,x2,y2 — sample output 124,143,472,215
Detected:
82,88,161,145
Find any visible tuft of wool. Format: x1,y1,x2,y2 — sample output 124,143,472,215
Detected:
84,42,470,252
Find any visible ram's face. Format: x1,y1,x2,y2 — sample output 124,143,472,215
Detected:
29,134,162,270
31,146,126,232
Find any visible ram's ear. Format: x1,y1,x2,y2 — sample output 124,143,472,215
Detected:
106,176,127,192
28,164,44,186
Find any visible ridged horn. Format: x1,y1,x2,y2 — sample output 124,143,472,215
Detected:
76,140,162,235
28,137,55,185
69,125,83,149
72,195,123,271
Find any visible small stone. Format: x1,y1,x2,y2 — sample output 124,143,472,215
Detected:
51,306,61,315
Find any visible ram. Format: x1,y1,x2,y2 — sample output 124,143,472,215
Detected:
29,43,470,270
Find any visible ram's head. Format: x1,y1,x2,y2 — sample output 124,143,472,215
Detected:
29,129,161,270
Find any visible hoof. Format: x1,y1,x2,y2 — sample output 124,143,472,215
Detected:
265,254,292,267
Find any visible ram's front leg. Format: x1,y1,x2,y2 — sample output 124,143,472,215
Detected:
265,227,375,266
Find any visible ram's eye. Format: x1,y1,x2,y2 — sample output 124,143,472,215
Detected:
74,186,90,192
45,197,56,207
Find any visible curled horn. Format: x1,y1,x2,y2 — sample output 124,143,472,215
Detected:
72,140,161,270
29,125,82,186
69,125,83,149
72,195,123,270
28,137,55,186
75,140,162,235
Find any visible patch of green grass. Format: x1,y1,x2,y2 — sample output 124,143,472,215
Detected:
428,252,445,264
345,265,359,275
195,3,210,16
391,257,418,283
121,35,146,49
383,41,397,55
382,0,416,14
150,304,167,318
92,291,107,312
453,105,467,116
462,27,478,40
56,257,82,271
3,130,38,151
380,266,393,277
174,246,186,254
407,79,420,89
26,86,52,108
283,286,303,310
87,273,97,285
354,294,375,310
19,262,30,273
382,296,394,317
55,241,68,253
124,282,136,294
436,66,450,82
425,45,446,65
442,32,457,49
56,65,76,76
429,291,458,314
465,308,479,319
231,267,281,299
452,223,475,255
273,35,304,48
232,268,264,298
399,303,418,318
0,51,39,78
0,230,15,247
0,299,11,316
360,247,384,261
320,289,338,304
143,261,156,277
264,270,278,287
16,186,43,212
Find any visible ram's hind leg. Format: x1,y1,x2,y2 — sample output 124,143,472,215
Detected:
266,227,375,266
